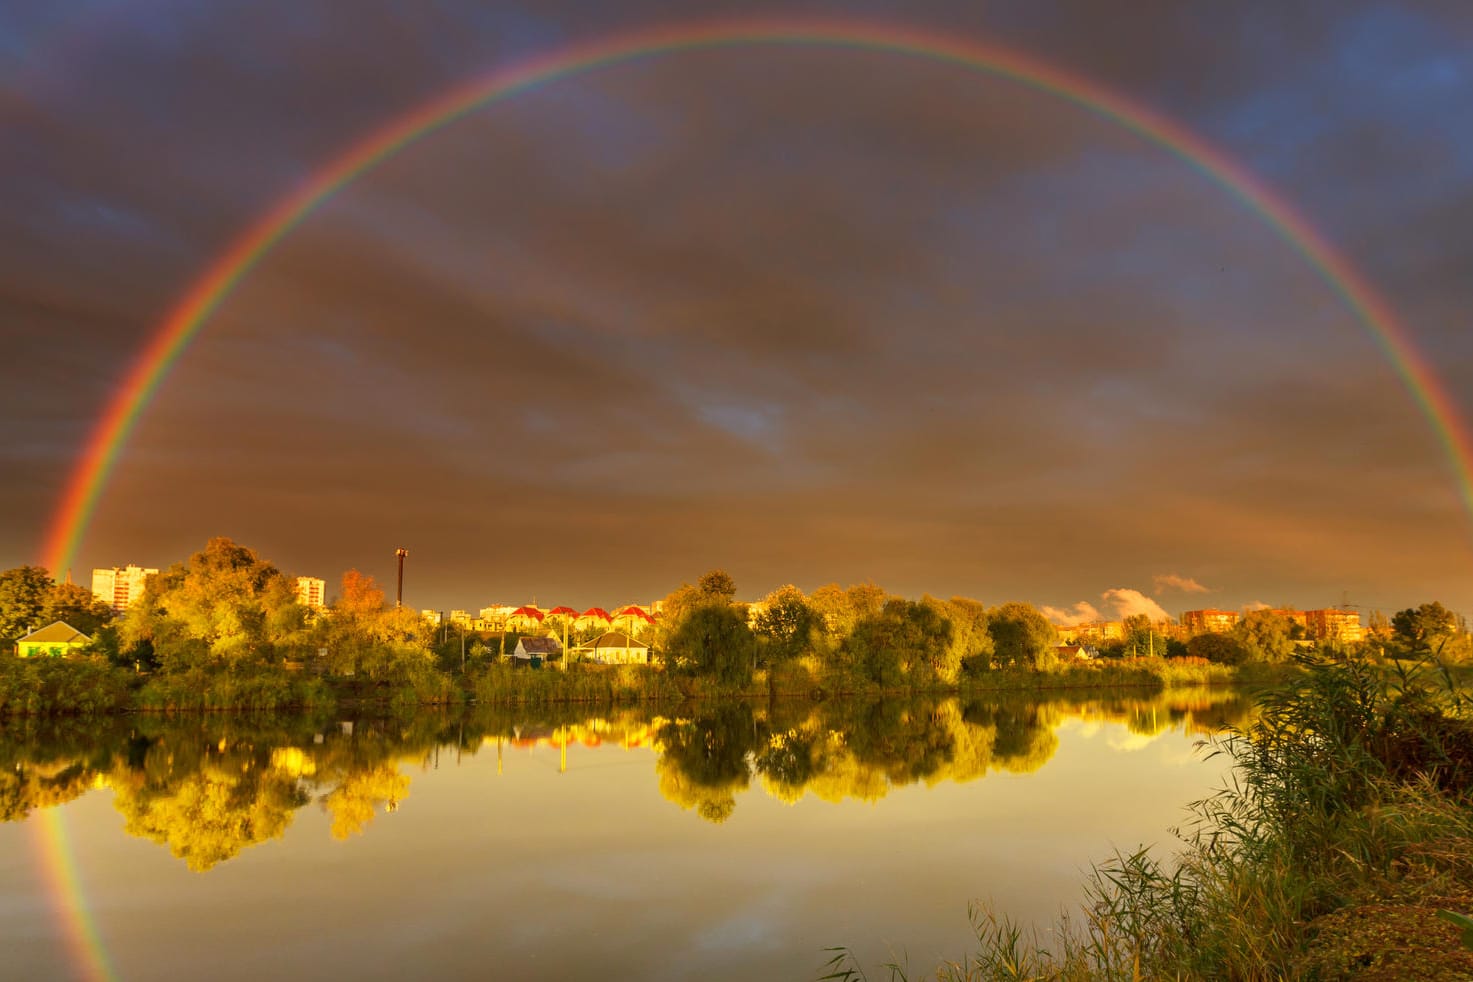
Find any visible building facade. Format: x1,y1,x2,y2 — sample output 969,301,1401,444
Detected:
90,565,158,612
1304,608,1365,643
295,576,326,610
17,621,92,658
1181,609,1240,635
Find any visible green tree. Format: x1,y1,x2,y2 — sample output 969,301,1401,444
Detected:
1233,610,1295,663
43,582,115,637
1391,602,1459,656
1187,631,1248,665
842,599,953,686
922,595,993,678
0,566,55,644
986,602,1058,670
696,569,738,603
661,604,755,687
809,582,888,654
119,538,308,670
752,585,820,665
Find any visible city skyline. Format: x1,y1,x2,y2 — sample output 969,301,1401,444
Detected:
4,1,1472,613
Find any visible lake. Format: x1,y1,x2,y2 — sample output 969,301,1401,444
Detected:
0,688,1250,981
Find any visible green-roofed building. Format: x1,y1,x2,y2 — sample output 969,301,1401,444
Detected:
16,621,93,658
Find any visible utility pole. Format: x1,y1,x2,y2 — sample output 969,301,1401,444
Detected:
394,548,408,607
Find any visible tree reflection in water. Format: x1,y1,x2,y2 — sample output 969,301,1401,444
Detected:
0,687,1253,861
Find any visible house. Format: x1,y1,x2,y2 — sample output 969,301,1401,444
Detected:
16,621,93,658
1055,644,1097,661
574,631,650,665
513,636,563,663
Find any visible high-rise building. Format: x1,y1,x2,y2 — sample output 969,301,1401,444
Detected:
1304,609,1365,643
1180,609,1240,635
91,565,158,612
295,576,326,610
421,609,442,626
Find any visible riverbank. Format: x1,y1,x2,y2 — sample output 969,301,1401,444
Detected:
0,652,1264,717
823,654,1473,981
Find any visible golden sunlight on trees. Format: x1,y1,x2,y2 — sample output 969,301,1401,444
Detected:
118,537,308,671
1232,609,1296,663
752,585,821,667
657,570,756,687
985,602,1058,670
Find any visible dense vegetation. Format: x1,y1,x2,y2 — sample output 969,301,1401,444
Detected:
0,540,1467,717
823,654,1473,980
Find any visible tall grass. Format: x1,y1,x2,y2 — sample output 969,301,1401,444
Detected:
0,654,135,716
472,663,685,705
824,653,1473,981
136,668,336,712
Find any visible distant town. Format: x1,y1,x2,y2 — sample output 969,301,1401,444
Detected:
84,562,1372,648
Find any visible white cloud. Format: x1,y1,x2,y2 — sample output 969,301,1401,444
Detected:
1041,601,1102,626
1102,588,1171,622
1243,600,1271,611
1153,573,1210,595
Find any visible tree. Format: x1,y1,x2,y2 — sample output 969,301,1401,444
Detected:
1233,610,1295,663
1187,632,1248,665
1391,602,1459,656
696,569,737,604
42,582,115,637
809,582,888,653
752,585,820,665
842,599,953,686
661,604,755,687
922,595,993,679
0,566,55,644
986,602,1057,670
118,537,307,670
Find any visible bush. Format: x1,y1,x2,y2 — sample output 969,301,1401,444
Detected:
0,654,135,716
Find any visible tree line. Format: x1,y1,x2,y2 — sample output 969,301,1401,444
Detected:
2,539,1467,697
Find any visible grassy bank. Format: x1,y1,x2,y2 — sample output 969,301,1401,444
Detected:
824,654,1473,981
0,653,1266,716
0,654,133,715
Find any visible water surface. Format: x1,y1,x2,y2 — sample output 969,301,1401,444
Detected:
0,688,1249,980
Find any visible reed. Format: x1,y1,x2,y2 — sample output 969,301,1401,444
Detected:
824,653,1473,980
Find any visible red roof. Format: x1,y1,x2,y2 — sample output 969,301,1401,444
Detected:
613,605,655,623
579,607,612,621
546,606,579,617
510,606,545,621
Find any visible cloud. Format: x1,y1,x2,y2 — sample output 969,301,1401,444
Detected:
1041,601,1103,626
1153,573,1210,594
1243,600,1271,611
1102,588,1171,622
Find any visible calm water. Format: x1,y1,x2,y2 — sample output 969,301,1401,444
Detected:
0,689,1250,981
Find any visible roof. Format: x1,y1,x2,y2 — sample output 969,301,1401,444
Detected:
516,636,562,654
592,631,648,650
18,621,92,645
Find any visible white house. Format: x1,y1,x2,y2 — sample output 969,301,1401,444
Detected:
574,631,650,665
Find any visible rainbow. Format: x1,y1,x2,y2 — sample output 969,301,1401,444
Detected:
37,19,1473,575
31,810,117,982
27,23,1473,979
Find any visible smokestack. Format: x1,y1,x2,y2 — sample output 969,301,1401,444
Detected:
395,548,408,607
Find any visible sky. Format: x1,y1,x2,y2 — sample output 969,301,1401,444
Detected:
2,0,1471,617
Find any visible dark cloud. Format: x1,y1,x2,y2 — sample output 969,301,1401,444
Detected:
1,0,1469,613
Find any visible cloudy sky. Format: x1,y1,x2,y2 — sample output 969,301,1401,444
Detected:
2,0,1471,616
